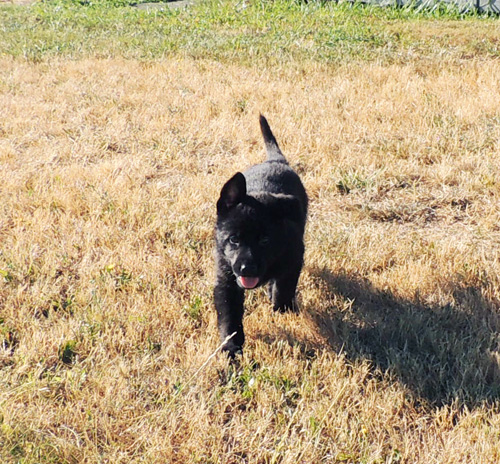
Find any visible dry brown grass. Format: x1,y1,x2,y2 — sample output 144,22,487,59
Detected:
1,55,500,463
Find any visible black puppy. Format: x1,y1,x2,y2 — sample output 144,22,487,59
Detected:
214,115,308,356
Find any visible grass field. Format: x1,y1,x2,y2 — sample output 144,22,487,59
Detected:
1,0,500,462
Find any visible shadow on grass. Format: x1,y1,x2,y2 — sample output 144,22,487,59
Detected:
302,267,500,408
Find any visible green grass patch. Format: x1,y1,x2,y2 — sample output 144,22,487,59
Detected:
0,0,498,64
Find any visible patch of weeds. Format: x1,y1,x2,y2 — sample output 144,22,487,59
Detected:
336,451,360,462
308,415,321,436
147,335,162,353
336,169,378,195
271,374,300,407
100,191,116,215
116,269,133,288
221,361,301,406
183,295,203,326
186,238,203,252
51,295,75,315
173,379,183,394
221,360,260,400
82,320,102,340
234,98,248,114
49,199,65,213
102,263,116,274
100,264,133,289
0,268,14,283
58,340,78,365
480,173,496,189
0,320,18,354
389,449,403,462
9,442,25,459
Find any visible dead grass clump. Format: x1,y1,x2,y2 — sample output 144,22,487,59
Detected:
1,56,500,462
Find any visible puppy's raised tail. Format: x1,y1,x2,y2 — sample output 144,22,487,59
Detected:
259,114,287,163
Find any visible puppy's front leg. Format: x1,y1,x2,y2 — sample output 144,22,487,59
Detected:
271,274,299,313
271,257,303,313
214,276,245,357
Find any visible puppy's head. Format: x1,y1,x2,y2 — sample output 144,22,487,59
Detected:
216,173,300,289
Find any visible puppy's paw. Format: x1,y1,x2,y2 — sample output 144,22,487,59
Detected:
273,297,299,314
222,342,243,360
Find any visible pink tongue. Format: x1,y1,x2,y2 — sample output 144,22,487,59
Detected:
239,276,259,289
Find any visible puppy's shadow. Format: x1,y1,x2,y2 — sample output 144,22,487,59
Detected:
304,268,500,408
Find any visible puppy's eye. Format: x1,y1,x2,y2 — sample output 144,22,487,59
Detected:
259,236,270,246
229,235,240,245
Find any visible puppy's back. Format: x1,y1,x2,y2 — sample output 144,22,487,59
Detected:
244,116,308,218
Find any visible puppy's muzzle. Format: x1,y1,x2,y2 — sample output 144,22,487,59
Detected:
236,263,260,289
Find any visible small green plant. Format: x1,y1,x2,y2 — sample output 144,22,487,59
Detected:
51,295,74,314
100,264,133,289
58,340,78,364
183,296,203,323
234,98,248,113
336,169,377,194
226,361,260,400
0,268,13,283
147,336,162,353
0,321,17,352
116,269,133,288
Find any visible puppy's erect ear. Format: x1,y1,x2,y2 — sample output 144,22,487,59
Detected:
217,172,246,215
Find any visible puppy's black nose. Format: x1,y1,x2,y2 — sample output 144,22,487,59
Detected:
239,263,257,276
